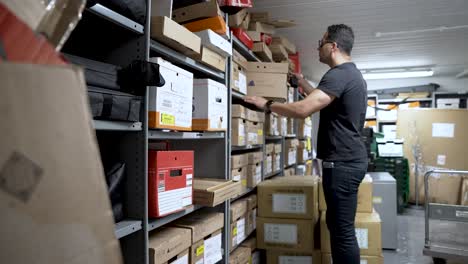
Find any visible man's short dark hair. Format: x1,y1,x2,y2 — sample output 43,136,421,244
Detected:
326,24,354,55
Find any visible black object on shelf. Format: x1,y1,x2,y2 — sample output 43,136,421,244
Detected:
118,60,165,94
105,163,126,223
88,86,142,122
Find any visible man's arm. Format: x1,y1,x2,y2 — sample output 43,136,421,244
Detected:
293,73,315,95
244,88,335,119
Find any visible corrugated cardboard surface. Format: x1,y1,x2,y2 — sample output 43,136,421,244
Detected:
267,250,322,264
229,246,251,264
189,229,222,264
258,176,319,221
247,151,263,165
272,36,297,54
193,178,241,206
396,109,468,204
321,211,382,256
0,63,122,264
151,16,201,55
252,42,273,62
232,153,249,169
173,211,224,244
321,253,383,264
231,199,248,223
257,217,315,253
172,0,222,24
149,227,191,264
232,117,247,146
319,174,373,213
232,105,247,119
164,249,189,264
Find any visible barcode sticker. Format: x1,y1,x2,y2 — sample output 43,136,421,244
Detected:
356,228,369,249
273,194,306,214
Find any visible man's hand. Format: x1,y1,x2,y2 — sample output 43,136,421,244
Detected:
244,96,268,110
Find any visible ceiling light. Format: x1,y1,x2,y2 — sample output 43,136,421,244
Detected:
362,70,434,80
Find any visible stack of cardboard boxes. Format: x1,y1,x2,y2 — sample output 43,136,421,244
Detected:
246,108,265,146
264,143,274,176
298,117,313,139
285,139,299,167
246,62,290,101
232,104,265,147
247,13,276,62
297,140,311,164
230,194,258,253
266,113,280,136
149,211,224,264
257,176,322,263
272,144,282,173
247,152,263,189
231,153,248,192
231,50,248,95
319,175,383,264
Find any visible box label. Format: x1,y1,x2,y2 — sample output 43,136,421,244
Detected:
372,196,383,204
272,193,306,214
264,223,298,244
432,123,455,138
161,113,175,125
170,254,188,264
204,233,222,264
288,151,297,165
248,132,258,144
258,129,263,136
239,72,247,94
195,260,204,264
186,174,193,186
157,186,192,215
279,256,312,264
360,261,368,264
196,245,204,256
355,228,369,249
237,218,246,244
437,155,446,166
255,166,262,184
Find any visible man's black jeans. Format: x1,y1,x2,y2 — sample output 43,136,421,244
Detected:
322,160,368,264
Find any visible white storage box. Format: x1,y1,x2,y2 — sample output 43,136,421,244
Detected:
195,29,232,57
437,98,460,109
148,57,193,130
192,79,228,131
377,138,404,157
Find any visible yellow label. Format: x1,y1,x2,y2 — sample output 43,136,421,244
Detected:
258,129,263,136
373,196,383,204
307,138,312,151
239,136,244,143
242,179,247,186
233,227,238,236
196,245,205,256
249,258,252,264
161,113,175,125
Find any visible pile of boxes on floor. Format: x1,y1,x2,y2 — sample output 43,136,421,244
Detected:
254,174,383,264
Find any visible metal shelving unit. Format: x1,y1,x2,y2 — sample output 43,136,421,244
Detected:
231,145,264,152
87,4,144,34
94,120,143,131
148,130,225,140
115,220,143,239
265,170,282,179
147,205,205,231
231,188,256,202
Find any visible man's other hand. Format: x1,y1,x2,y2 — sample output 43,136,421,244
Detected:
244,96,268,110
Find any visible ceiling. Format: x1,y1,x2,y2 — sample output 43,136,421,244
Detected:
252,0,468,82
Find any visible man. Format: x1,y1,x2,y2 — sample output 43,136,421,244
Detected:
244,24,367,264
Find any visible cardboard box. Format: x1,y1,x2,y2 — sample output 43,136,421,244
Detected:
250,12,271,23
265,153,273,175
189,230,223,264
279,117,288,136
321,211,382,256
247,163,262,188
232,28,254,50
240,236,257,251
232,117,247,146
163,249,189,264
232,166,248,191
397,109,468,204
287,118,295,135
233,49,248,64
297,146,309,164
284,167,296,177
248,151,264,165
266,113,280,136
285,148,297,166
270,44,289,62
285,139,300,149
258,176,319,221
252,42,273,62
272,153,281,172
272,36,297,54
193,178,241,206
257,217,315,253
0,63,123,263
231,62,248,94
192,46,227,72
148,57,193,130
173,211,224,244
228,8,250,30
462,178,468,206
184,16,227,35
274,144,282,154
172,0,222,24
437,98,460,109
148,151,194,217
230,216,248,251
195,29,233,57
231,199,248,223
321,253,383,264
267,251,322,264
249,21,276,35
149,227,192,264
298,118,313,138
151,16,201,55
232,104,247,119
246,208,258,233
266,143,275,154
232,153,249,169
246,62,289,100
319,174,373,213
246,194,258,210
192,79,227,131
229,246,251,264
246,121,264,145
246,108,266,123
246,31,273,45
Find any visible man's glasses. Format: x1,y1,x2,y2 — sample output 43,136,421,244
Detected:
318,39,335,48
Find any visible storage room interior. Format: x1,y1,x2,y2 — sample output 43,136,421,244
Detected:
1,0,468,264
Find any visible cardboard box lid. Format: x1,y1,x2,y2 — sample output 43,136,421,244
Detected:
247,151,263,164
230,246,251,264
149,227,192,263
233,49,248,64
172,210,224,243
172,0,222,24
0,63,123,264
194,178,242,206
232,105,247,119
245,62,289,73
192,46,227,72
183,16,227,35
260,175,319,186
246,194,258,209
232,153,249,169
231,199,248,222
151,16,201,55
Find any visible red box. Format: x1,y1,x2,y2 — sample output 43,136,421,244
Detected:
148,150,194,218
289,52,304,93
218,0,253,8
262,33,273,46
232,28,253,50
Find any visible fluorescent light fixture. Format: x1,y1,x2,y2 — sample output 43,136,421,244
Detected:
362,70,434,80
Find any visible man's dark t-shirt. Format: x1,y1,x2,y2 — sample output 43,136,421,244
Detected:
317,62,368,162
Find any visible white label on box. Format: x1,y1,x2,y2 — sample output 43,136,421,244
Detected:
289,151,297,165
432,123,455,138
204,233,222,264
373,196,383,204
264,223,298,244
248,132,258,144
437,155,446,166
255,166,262,184
237,218,246,244
239,72,247,94
272,193,307,214
279,256,313,264
382,125,397,139
355,228,369,249
360,260,368,264
195,260,204,264
170,254,188,264
186,174,193,186
158,186,192,215
303,149,308,161
233,173,241,182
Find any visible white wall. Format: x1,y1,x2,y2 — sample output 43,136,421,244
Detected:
366,76,468,92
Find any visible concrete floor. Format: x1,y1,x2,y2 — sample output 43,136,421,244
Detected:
382,207,466,264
